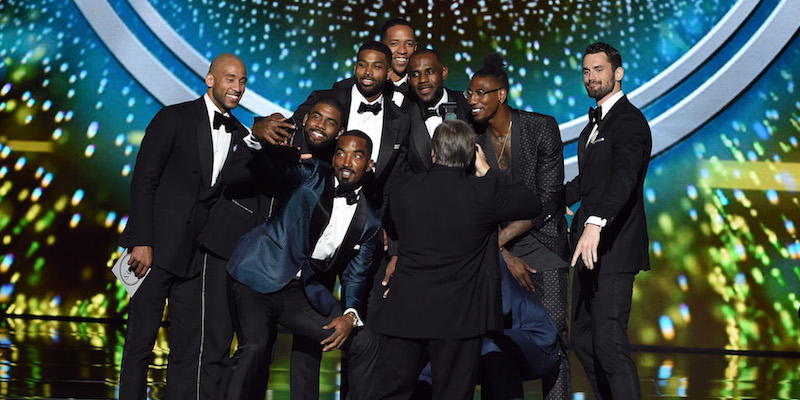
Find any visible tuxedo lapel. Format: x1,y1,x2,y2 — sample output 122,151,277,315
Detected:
327,193,368,269
308,173,335,248
410,105,433,170
196,100,214,191
374,100,400,180
577,122,593,171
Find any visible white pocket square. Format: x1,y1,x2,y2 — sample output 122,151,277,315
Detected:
590,137,605,145
353,244,361,250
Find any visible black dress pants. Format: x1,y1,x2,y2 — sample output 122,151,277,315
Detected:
223,275,378,400
198,250,234,400
118,264,202,400
371,334,481,400
571,268,640,400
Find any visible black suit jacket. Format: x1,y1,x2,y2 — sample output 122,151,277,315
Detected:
292,84,410,213
565,95,652,273
119,97,247,277
478,109,569,260
404,87,471,173
373,166,542,339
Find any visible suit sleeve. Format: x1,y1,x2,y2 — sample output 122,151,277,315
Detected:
127,107,178,247
489,169,542,222
592,114,650,222
530,115,565,229
340,227,381,315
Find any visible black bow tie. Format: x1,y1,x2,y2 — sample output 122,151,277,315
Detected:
423,107,439,120
396,82,409,95
588,106,602,125
334,187,359,205
213,112,234,132
358,102,382,115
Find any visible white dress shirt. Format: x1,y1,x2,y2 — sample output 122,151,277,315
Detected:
347,85,384,164
203,94,233,187
391,75,408,108
424,91,450,138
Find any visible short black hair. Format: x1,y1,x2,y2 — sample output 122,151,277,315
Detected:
409,48,442,63
584,42,622,71
357,41,392,66
310,97,345,127
380,17,414,41
472,52,509,91
339,130,373,158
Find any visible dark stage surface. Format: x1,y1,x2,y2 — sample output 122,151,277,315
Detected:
1,317,799,399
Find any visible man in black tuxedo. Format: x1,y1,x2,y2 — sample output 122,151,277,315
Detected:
117,53,248,399
253,41,410,214
567,42,652,399
195,97,346,399
403,48,471,173
222,132,380,400
333,17,417,108
468,53,571,399
371,120,542,400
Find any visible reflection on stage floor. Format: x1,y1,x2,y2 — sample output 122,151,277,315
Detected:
1,318,798,399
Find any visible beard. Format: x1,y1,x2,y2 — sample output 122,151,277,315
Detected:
356,80,385,100
586,80,614,101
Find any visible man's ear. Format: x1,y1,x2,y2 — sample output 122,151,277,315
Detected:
302,113,309,127
336,128,344,139
442,66,449,80
368,159,375,171
614,66,624,82
498,88,508,104
205,73,214,88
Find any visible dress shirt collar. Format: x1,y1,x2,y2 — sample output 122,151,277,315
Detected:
596,91,624,119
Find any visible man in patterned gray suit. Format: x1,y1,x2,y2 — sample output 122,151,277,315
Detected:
467,53,571,399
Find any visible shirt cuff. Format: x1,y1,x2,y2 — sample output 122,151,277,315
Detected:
584,216,607,228
243,133,262,150
343,308,364,328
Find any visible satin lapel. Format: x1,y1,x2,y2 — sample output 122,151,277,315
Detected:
577,122,593,171
327,193,368,269
196,100,214,190
510,110,521,180
308,173,335,247
374,99,399,180
411,105,432,170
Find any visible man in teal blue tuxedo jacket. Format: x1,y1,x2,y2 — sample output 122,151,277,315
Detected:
223,131,381,400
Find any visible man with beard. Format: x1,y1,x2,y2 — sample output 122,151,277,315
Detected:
403,49,471,173
222,132,380,400
117,54,248,399
253,41,409,214
195,97,345,399
467,53,571,399
568,42,652,400
333,17,417,107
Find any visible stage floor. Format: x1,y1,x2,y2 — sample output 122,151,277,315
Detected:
1,317,799,399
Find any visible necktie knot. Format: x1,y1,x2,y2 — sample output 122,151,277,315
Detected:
334,187,359,205
358,102,382,115
423,107,439,120
588,106,602,125
213,112,234,132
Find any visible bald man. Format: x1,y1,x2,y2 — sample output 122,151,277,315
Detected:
117,53,249,399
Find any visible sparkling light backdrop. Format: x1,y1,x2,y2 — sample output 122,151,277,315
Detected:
0,0,798,353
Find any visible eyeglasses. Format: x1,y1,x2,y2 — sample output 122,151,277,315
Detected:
463,88,502,99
